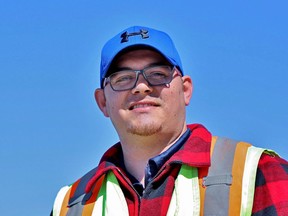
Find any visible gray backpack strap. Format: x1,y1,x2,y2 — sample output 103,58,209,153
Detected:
203,137,238,216
66,167,98,216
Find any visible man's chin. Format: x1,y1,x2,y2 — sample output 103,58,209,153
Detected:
127,124,162,136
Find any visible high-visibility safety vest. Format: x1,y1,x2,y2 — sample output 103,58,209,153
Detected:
52,136,276,216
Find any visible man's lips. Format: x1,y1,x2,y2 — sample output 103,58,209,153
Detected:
128,102,160,110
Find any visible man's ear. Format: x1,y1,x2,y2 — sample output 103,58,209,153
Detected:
182,75,193,106
94,88,109,117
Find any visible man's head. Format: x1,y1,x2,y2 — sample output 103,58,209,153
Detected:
95,26,193,140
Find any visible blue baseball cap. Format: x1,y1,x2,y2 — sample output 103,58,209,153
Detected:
100,26,183,88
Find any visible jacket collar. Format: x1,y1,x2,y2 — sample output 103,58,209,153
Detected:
85,123,211,193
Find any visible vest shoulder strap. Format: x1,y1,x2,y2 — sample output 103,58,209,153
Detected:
52,166,98,216
203,136,239,215
68,166,98,206
203,136,266,216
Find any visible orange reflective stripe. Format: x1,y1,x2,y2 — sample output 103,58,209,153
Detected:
199,175,206,216
59,187,72,216
210,136,217,158
199,136,217,216
229,141,251,215
82,202,95,215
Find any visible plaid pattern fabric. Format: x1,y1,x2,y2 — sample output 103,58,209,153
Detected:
81,123,288,215
252,153,288,215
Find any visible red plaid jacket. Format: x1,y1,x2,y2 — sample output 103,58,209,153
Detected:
55,124,288,215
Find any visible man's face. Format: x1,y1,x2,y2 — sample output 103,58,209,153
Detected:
95,49,193,138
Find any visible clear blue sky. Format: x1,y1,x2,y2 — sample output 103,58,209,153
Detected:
1,1,287,215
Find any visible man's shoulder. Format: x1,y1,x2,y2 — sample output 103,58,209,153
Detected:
72,166,99,193
60,166,99,203
51,166,99,214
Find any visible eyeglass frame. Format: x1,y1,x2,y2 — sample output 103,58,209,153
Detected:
102,65,182,91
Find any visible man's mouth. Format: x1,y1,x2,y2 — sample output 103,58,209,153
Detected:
129,102,159,110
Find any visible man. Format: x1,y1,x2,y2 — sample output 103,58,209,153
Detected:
51,26,288,215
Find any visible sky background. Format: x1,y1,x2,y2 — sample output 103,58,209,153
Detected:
1,0,287,215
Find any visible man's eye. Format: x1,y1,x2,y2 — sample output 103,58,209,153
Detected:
114,75,134,83
148,71,168,79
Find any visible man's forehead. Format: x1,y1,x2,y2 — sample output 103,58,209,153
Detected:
112,47,169,66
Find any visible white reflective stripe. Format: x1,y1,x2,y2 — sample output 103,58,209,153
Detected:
53,185,71,216
93,166,200,216
240,146,265,216
105,172,129,216
92,172,129,216
167,165,200,216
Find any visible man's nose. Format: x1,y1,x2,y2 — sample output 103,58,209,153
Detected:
131,74,153,94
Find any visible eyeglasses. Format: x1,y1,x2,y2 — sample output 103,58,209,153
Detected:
103,65,180,91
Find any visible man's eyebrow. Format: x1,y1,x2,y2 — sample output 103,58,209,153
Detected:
148,61,171,67
113,66,131,71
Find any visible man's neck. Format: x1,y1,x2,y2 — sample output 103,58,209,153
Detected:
120,126,187,185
